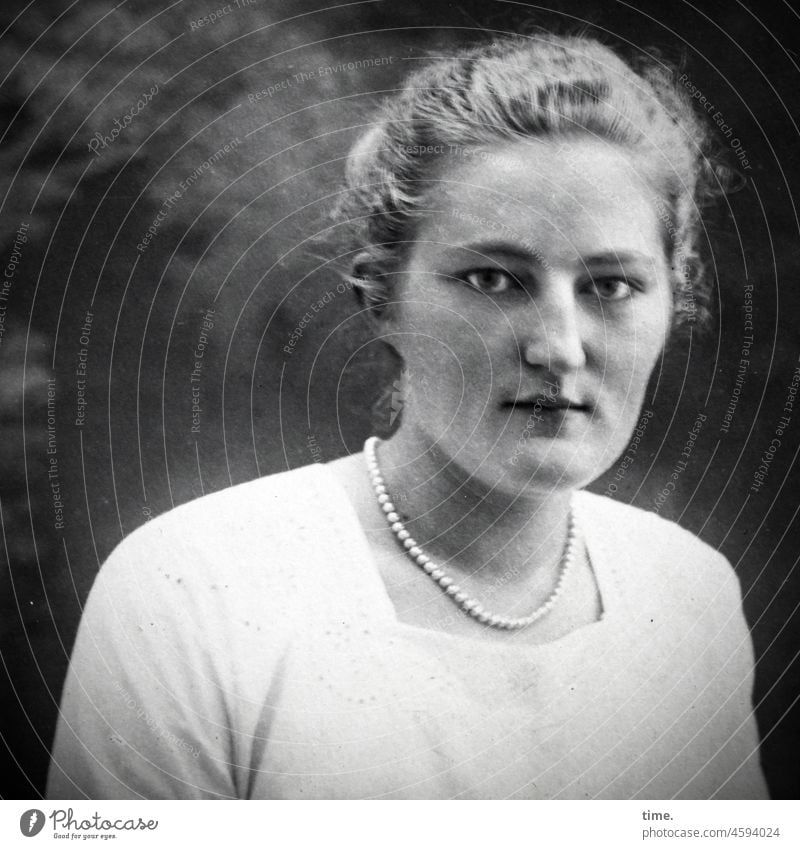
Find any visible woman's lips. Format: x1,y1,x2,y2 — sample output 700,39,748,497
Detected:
502,399,591,412
500,400,593,438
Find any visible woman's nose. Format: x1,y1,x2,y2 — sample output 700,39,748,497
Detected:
519,288,587,374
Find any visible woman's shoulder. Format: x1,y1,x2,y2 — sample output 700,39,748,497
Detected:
577,489,720,547
575,490,736,584
95,461,347,603
120,461,333,549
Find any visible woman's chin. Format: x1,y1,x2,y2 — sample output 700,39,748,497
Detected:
409,426,610,495
493,442,607,494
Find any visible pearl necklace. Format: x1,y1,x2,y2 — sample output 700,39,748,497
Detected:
364,436,579,630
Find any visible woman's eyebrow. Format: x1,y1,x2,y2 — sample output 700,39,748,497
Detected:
450,240,547,263
448,242,656,268
581,250,656,266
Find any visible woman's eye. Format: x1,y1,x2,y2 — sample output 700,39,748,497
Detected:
461,268,517,294
591,276,635,301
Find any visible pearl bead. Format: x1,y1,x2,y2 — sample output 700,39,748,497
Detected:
364,435,578,633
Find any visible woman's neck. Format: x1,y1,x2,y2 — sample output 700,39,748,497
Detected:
375,424,575,583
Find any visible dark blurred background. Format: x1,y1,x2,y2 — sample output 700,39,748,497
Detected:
0,0,798,799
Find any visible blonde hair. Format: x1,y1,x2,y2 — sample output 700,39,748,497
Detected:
335,33,723,327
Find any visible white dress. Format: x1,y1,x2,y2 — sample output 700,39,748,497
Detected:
46,460,768,799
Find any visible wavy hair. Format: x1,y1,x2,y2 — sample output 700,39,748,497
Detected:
333,32,725,328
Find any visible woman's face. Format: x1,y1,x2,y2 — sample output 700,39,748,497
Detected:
381,137,673,495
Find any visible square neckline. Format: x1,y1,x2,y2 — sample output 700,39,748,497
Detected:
316,459,616,655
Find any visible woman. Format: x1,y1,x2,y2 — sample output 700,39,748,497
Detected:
48,33,767,799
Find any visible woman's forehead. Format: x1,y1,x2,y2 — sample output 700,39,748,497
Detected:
413,139,664,259
427,137,656,203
